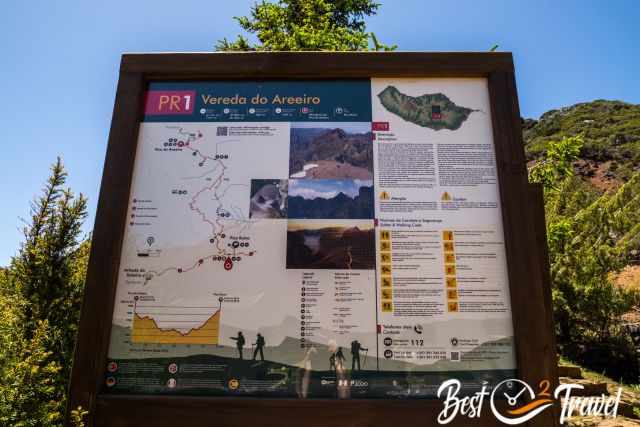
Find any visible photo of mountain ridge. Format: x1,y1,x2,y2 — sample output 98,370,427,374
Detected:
288,179,374,219
286,220,375,270
289,122,373,179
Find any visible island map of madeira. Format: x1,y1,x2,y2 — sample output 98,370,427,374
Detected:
377,85,477,130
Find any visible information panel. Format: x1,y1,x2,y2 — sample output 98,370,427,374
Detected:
105,78,516,398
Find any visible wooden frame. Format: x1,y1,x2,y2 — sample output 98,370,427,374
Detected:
66,52,558,427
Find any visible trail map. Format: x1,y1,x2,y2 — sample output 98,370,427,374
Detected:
106,79,516,398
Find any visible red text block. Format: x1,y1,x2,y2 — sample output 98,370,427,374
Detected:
372,122,389,131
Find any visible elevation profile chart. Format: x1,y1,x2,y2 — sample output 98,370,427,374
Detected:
131,300,221,345
104,79,517,398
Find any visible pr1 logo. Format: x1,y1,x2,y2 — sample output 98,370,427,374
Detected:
145,90,196,115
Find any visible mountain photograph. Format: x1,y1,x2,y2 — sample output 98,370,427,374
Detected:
288,179,374,219
286,219,375,270
289,122,373,179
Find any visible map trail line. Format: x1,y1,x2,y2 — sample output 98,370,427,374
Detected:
142,127,256,285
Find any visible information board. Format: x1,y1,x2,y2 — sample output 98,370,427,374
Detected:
67,53,558,427
105,78,516,398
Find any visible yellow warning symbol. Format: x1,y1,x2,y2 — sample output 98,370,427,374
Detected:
445,253,456,264
380,252,392,263
446,277,457,288
442,230,454,241
445,265,456,276
443,242,454,252
380,241,391,251
441,192,452,201
447,301,459,312
382,301,393,312
381,276,392,288
381,288,392,300
380,264,392,275
380,230,391,241
447,289,458,300
380,191,390,201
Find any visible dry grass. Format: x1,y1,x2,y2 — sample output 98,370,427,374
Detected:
611,265,640,292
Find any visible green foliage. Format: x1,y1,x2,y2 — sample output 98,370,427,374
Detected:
0,158,88,426
0,317,64,426
529,135,583,191
69,406,89,427
216,0,396,51
530,137,640,382
523,100,640,178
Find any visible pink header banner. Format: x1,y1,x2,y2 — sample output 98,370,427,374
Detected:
144,90,196,115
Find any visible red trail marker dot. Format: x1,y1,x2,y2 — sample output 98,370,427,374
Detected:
224,257,233,271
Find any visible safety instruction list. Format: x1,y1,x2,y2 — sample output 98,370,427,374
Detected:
104,78,516,399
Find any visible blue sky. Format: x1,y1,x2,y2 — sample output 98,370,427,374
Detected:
292,122,371,133
1,0,639,265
